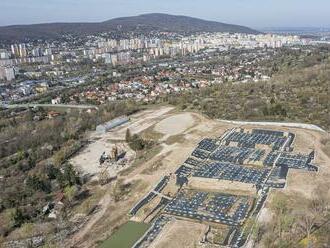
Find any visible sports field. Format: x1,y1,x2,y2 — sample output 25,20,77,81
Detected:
99,221,150,248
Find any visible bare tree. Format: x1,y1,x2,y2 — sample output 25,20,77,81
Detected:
297,211,317,247
296,188,329,247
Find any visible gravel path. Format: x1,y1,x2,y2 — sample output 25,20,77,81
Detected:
217,119,326,133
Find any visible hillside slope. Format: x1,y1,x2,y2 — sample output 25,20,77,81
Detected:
0,13,259,41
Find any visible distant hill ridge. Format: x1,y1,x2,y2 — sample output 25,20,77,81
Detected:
0,13,260,41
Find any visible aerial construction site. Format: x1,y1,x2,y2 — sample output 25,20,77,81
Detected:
67,106,327,248
128,127,318,247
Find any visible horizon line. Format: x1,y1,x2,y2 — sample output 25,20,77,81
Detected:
0,12,329,30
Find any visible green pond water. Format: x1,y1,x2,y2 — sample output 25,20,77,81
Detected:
99,221,150,248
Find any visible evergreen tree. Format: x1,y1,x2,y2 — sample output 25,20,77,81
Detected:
125,128,131,142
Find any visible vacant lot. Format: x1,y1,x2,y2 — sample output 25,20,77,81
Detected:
155,112,195,137
149,219,207,248
188,177,257,196
70,106,174,179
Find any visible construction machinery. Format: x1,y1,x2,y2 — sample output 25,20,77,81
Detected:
98,144,127,185
99,145,126,165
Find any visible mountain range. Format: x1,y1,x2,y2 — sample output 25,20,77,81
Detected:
0,13,260,41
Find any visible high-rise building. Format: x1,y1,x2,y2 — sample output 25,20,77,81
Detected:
5,67,15,81
0,67,4,80
0,67,15,81
44,48,52,56
103,53,112,64
119,39,130,50
11,44,20,57
31,47,42,57
0,49,10,59
18,44,27,57
111,54,118,66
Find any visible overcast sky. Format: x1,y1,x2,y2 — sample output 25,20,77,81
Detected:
1,0,329,28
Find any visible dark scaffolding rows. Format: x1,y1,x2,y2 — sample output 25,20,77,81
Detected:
131,128,319,248
164,191,250,226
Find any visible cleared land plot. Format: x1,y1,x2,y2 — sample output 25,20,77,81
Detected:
188,177,256,196
149,219,206,248
71,142,135,182
110,106,175,140
70,107,174,179
154,112,195,137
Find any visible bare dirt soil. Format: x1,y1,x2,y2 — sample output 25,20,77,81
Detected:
188,177,257,196
108,106,175,140
70,106,174,180
155,112,195,138
148,219,207,248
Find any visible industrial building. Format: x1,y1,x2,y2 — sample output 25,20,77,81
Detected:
96,116,129,134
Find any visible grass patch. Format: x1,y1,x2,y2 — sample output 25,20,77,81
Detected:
111,179,142,202
120,144,162,176
165,134,186,145
72,187,106,215
5,222,56,241
140,125,164,141
141,159,163,175
141,152,171,175
99,221,150,248
211,227,230,245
